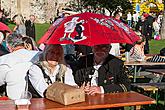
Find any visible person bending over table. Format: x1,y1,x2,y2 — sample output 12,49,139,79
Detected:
0,33,40,99
28,44,77,98
72,44,130,95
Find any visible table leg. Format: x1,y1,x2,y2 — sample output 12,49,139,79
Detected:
133,66,137,83
135,105,141,110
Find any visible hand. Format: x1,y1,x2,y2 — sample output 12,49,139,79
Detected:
85,86,102,95
84,82,90,93
80,82,90,90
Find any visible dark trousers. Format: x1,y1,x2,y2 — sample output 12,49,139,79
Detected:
144,36,149,54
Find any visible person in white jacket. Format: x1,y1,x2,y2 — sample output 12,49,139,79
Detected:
0,33,40,99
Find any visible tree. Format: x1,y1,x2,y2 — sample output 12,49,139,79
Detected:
66,0,132,16
80,0,132,16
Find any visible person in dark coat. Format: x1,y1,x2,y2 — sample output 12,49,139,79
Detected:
136,15,150,54
142,16,150,54
72,44,130,93
25,15,36,41
146,13,154,40
71,44,130,110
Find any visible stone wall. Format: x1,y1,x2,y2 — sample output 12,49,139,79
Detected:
0,0,71,23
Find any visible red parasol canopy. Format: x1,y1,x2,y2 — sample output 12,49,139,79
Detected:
39,12,140,46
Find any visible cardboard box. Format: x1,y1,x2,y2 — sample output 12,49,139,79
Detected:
46,82,85,105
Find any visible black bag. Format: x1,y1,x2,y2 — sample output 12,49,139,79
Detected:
160,48,165,56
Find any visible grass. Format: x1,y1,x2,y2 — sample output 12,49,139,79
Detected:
8,23,50,42
149,39,165,54
8,23,165,54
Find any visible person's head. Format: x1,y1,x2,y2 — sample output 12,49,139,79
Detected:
42,44,64,67
114,11,121,20
6,33,25,52
135,31,145,45
13,15,24,25
136,36,145,45
92,44,111,63
22,37,38,50
29,15,35,22
153,17,158,22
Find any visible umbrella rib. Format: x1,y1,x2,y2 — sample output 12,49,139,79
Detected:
47,18,64,41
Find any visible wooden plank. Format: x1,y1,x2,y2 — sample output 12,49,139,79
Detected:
29,92,155,110
145,69,165,75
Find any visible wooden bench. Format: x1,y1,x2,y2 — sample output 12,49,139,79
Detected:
145,69,165,75
131,83,159,104
131,83,158,93
131,83,165,104
145,69,165,82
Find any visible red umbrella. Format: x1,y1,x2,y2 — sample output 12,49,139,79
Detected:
0,22,11,33
40,12,140,46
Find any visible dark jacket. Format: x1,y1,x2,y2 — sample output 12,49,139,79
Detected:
25,20,35,40
72,54,130,93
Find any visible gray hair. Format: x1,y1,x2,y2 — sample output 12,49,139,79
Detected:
6,33,24,48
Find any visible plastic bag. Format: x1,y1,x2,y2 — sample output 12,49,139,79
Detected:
154,34,161,40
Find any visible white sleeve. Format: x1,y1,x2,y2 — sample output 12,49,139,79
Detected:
28,65,48,97
0,65,10,86
64,67,77,86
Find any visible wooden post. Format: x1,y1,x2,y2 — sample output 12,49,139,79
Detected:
17,0,21,14
160,0,165,39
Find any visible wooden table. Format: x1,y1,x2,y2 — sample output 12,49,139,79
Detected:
0,92,156,110
30,91,155,110
124,61,165,82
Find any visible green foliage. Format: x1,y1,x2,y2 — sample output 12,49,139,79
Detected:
80,0,132,15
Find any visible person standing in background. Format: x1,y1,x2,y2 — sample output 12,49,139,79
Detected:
146,13,154,40
127,12,132,28
25,15,36,41
153,17,160,36
13,15,26,37
133,11,139,28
